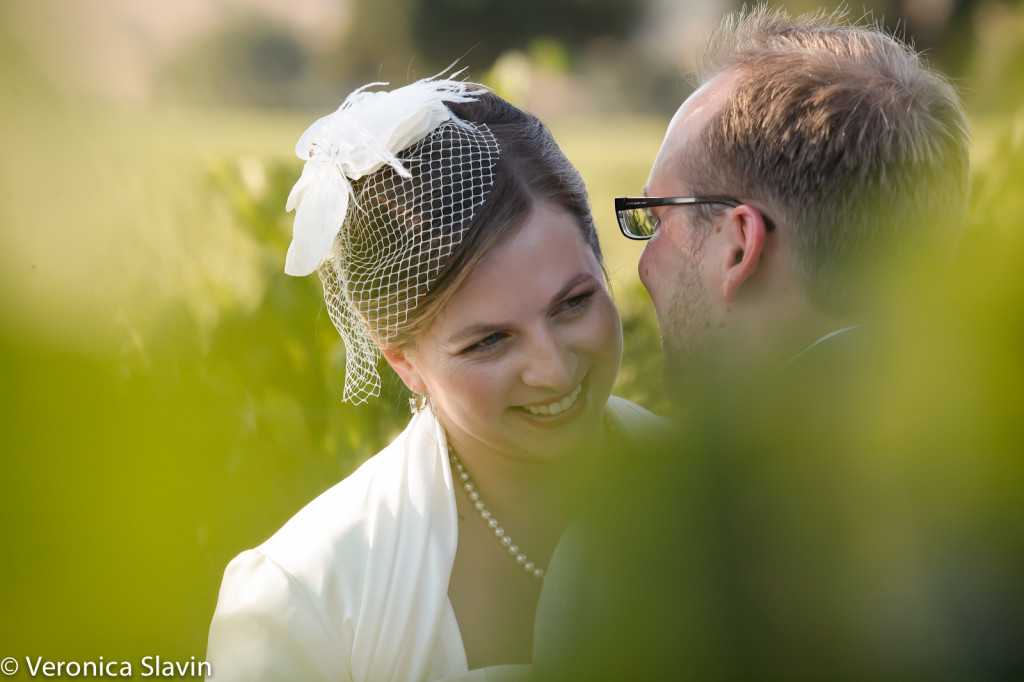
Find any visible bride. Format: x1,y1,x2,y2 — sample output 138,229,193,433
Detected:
207,75,664,681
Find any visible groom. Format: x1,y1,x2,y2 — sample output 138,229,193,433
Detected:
620,7,969,398
534,8,1004,681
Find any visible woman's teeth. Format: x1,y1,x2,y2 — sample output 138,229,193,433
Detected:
523,384,583,416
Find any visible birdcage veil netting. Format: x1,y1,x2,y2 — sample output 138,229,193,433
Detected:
318,120,500,403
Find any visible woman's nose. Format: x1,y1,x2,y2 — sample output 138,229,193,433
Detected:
520,331,577,391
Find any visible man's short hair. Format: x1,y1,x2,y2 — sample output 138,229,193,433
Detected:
683,6,970,312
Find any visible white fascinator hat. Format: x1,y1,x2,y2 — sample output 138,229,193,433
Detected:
284,72,501,403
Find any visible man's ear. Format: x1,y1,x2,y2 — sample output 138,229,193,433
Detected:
380,346,426,394
722,205,770,302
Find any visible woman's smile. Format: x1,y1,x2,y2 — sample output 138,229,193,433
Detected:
512,386,587,429
519,382,583,416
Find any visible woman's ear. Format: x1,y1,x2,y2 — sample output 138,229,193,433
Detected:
380,346,427,394
722,204,769,302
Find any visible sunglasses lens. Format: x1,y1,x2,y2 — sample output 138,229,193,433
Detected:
619,208,657,238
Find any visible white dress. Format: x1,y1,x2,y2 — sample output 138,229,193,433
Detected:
206,396,666,682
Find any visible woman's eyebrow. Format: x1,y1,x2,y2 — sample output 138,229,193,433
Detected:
549,272,595,305
445,321,507,347
444,272,596,347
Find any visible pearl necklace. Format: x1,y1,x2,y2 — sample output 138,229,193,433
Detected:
447,445,546,580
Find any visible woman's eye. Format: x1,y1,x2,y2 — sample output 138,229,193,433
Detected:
464,332,505,355
559,291,593,314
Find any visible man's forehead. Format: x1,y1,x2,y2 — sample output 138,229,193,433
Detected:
666,72,738,147
648,71,739,194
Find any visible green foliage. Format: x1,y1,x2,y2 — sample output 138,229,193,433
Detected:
612,279,669,414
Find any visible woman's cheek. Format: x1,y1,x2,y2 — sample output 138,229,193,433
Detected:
455,359,516,409
588,301,623,359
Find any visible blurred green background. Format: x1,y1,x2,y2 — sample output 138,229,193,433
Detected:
1,0,1022,675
